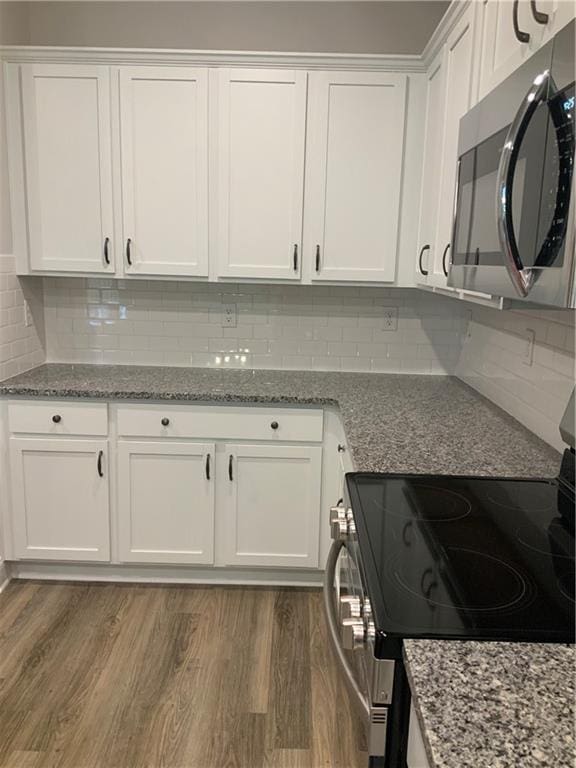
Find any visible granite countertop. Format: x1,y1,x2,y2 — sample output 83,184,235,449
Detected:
0,363,572,767
0,363,561,477
403,641,575,768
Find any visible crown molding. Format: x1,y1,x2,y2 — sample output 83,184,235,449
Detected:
421,0,471,67
0,45,426,72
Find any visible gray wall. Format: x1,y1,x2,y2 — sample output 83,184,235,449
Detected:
6,1,448,53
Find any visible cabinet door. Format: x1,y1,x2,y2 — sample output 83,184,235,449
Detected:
119,67,209,277
429,9,475,290
21,65,115,273
478,0,543,100
415,49,447,286
223,444,322,568
117,441,214,564
305,72,406,283
215,69,307,280
9,438,110,561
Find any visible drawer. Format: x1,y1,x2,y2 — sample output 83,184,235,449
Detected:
9,401,108,436
116,404,324,442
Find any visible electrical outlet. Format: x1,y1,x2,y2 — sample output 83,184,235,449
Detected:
523,329,535,366
383,307,398,331
222,303,237,328
24,300,32,327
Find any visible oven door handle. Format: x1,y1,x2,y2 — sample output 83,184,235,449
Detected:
323,539,370,721
496,69,551,297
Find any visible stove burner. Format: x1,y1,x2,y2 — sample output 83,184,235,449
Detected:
373,485,472,522
516,518,574,560
486,483,555,513
393,548,529,612
558,573,575,603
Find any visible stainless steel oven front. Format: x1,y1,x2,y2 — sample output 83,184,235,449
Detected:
448,19,575,307
323,502,399,768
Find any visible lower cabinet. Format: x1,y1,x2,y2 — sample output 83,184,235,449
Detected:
222,443,322,568
117,441,215,564
9,437,110,561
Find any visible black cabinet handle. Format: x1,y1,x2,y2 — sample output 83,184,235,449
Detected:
126,238,133,266
205,453,211,480
52,414,62,424
293,244,298,272
228,454,234,481
442,243,451,277
337,444,346,453
271,421,279,430
97,450,104,478
315,244,321,272
402,521,413,547
418,244,430,276
420,568,438,600
103,237,110,265
161,417,170,427
530,0,549,24
513,0,530,43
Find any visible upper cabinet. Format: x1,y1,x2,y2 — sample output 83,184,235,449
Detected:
478,0,576,100
304,72,406,283
20,65,115,274
119,67,209,277
214,68,307,281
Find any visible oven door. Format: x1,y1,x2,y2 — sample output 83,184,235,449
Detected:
323,536,394,768
449,22,575,306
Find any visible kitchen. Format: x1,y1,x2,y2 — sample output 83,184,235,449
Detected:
0,1,574,767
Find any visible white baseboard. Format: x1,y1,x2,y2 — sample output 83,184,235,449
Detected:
0,562,11,593
9,561,323,588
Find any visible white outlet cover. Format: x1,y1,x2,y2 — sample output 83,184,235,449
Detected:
383,307,398,331
222,303,237,328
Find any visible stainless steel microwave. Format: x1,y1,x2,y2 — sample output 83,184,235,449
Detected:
448,20,575,307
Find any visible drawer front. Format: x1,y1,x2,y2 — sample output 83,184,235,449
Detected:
9,401,108,436
116,404,324,442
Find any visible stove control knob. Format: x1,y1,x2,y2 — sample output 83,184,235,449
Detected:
365,618,376,644
341,618,365,651
331,518,349,541
339,595,362,620
329,506,346,525
362,597,372,622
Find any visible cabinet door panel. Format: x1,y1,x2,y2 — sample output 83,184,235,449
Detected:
307,72,406,282
118,441,214,564
21,64,114,273
223,444,322,568
120,67,209,276
215,69,307,280
9,438,110,561
429,9,475,290
415,50,447,285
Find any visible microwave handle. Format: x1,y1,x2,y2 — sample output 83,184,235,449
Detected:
323,539,370,721
496,69,551,297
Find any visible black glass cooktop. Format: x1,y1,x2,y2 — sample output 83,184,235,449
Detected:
346,473,575,646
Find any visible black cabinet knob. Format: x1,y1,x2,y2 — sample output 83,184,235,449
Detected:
271,421,279,430
52,415,62,424
337,444,346,452
161,417,170,427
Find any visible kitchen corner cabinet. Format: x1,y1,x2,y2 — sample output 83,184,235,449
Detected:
305,72,406,283
222,443,322,568
20,65,115,274
477,0,575,101
214,68,307,280
119,67,209,277
9,438,110,561
117,441,215,564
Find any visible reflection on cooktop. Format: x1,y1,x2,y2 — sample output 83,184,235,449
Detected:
517,517,574,559
558,573,575,603
371,484,472,522
486,483,556,513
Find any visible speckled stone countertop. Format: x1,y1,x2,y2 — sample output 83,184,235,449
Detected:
0,363,561,476
403,641,575,768
0,363,572,767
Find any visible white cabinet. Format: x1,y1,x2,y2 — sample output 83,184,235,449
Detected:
20,64,115,273
478,0,575,100
214,68,307,280
9,438,110,561
407,702,431,768
222,443,322,568
415,49,447,286
429,9,475,290
305,72,406,283
119,67,209,277
117,441,215,564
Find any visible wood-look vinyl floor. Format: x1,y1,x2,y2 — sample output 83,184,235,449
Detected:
0,582,367,768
